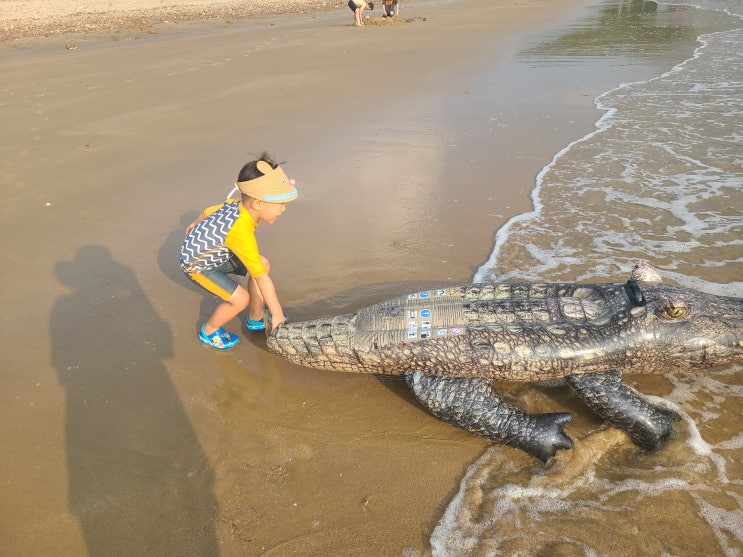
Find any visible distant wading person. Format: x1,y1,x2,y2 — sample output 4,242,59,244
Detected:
180,152,298,350
348,0,374,26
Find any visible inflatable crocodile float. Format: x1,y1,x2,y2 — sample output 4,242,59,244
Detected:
265,262,743,461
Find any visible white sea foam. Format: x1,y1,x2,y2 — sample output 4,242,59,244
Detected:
475,3,743,290
443,1,743,555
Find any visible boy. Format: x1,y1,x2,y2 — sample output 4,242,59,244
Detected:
180,153,297,350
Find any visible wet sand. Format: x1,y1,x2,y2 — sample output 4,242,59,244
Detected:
1,0,603,554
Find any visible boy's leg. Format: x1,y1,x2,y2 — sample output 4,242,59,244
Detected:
204,285,249,335
186,260,249,335
349,0,360,24
247,276,265,322
246,254,271,322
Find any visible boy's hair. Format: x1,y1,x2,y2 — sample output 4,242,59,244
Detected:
368,2,374,9
237,152,279,183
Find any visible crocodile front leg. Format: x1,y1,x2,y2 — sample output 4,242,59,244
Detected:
405,372,573,462
565,370,681,451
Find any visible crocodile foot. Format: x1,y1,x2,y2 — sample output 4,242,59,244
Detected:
566,370,681,451
521,412,575,462
406,372,574,462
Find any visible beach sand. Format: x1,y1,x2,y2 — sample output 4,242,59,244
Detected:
1,0,603,554
0,0,349,41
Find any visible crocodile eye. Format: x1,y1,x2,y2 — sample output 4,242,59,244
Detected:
657,301,690,320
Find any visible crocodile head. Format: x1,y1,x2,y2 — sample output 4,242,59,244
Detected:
615,265,743,373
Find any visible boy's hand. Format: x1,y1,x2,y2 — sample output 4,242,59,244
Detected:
264,308,287,333
270,316,287,332
185,212,207,235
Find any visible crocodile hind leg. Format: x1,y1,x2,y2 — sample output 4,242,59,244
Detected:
565,370,681,451
405,372,574,462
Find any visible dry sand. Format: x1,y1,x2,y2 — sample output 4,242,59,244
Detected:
1,0,349,41
1,0,603,554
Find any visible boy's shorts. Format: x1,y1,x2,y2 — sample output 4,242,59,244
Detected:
185,257,248,301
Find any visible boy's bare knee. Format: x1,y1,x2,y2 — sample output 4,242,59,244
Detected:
229,286,250,310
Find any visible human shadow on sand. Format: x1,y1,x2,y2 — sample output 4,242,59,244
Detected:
51,245,219,556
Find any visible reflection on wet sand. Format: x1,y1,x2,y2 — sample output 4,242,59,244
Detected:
51,246,218,555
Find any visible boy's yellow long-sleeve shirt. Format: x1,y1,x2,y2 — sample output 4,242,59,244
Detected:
179,199,267,277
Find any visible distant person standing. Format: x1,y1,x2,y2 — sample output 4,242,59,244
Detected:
348,0,374,26
382,0,399,18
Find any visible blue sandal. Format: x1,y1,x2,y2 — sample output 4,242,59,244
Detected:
199,324,240,350
247,313,287,331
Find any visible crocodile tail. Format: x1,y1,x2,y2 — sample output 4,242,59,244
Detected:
265,309,362,372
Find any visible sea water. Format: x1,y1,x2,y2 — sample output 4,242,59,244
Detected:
433,1,743,555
